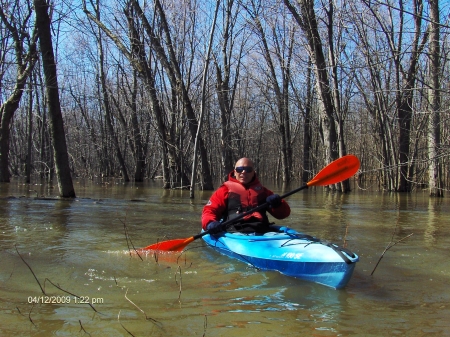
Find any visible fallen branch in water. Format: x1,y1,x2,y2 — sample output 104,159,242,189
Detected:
15,245,46,295
371,233,413,276
176,250,193,268
119,217,143,261
44,278,101,314
175,265,182,302
15,244,102,324
203,314,207,337
16,307,24,316
16,306,37,328
118,310,135,337
28,303,37,328
343,224,350,248
124,288,162,328
79,320,91,336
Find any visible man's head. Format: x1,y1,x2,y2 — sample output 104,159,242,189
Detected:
234,157,255,185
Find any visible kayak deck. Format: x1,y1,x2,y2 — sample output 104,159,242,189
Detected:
201,226,358,289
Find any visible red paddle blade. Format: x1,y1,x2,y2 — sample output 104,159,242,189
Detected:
142,236,195,252
307,155,360,187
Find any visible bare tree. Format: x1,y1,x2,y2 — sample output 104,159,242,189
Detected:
248,2,295,184
34,0,75,197
347,2,398,190
110,68,149,182
25,79,33,183
3,0,450,196
427,0,443,196
190,0,220,198
302,58,313,183
284,0,339,169
0,1,38,182
323,0,353,191
361,0,428,192
214,0,247,176
83,0,214,189
141,0,214,189
93,0,130,182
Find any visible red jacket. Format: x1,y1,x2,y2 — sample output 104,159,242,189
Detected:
202,171,291,230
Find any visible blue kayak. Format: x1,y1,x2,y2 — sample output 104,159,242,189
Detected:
201,226,359,289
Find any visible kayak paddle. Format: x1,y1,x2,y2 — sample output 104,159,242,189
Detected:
142,154,360,252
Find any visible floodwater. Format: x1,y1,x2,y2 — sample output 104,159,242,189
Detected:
0,179,449,336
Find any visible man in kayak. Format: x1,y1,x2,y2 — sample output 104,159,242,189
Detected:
202,157,291,234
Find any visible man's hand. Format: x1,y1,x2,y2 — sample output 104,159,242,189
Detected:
266,194,282,208
206,221,224,234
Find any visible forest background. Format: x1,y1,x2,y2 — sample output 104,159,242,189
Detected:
1,0,449,198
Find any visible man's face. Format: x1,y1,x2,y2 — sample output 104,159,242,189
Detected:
234,158,255,185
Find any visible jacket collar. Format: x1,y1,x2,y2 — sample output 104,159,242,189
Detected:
227,170,260,188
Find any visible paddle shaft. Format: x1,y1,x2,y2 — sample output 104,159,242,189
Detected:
198,154,360,238
143,155,360,251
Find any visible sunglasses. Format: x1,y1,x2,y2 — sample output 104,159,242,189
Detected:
235,166,254,173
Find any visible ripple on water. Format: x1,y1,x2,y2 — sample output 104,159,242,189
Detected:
1,188,450,336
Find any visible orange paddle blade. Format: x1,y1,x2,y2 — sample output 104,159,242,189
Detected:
307,155,360,187
142,236,195,252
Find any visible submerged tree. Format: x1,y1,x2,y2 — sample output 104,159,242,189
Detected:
248,3,295,184
83,0,214,189
283,0,340,179
34,0,75,197
427,0,443,197
0,1,38,182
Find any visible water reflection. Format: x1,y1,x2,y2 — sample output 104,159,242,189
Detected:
424,198,441,246
201,249,348,323
1,180,450,336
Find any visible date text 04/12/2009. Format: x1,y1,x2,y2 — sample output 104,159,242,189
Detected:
28,295,104,304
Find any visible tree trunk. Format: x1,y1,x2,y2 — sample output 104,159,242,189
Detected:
251,9,294,183
34,0,76,197
427,0,443,197
325,2,349,191
190,0,219,198
215,0,244,177
26,80,34,183
397,101,412,192
360,0,427,192
84,0,214,189
0,83,26,182
302,60,313,183
95,3,129,182
284,0,339,166
393,0,426,192
130,72,146,182
152,0,214,190
0,5,38,182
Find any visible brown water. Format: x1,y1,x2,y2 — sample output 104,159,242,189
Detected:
1,179,449,336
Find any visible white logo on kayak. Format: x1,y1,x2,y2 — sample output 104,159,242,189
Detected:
279,252,303,260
